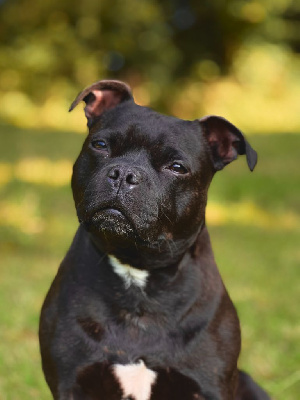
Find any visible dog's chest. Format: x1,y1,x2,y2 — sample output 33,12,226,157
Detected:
78,308,171,363
75,312,204,399
76,358,203,400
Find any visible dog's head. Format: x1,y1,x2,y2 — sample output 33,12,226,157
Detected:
70,80,257,267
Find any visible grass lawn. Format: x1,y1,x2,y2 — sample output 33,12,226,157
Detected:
0,122,299,399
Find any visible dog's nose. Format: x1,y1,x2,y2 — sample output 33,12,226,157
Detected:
107,167,120,181
125,171,140,185
107,166,142,186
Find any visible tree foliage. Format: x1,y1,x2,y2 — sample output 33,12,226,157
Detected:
0,0,299,114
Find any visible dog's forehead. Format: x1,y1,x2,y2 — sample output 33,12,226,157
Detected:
92,103,201,147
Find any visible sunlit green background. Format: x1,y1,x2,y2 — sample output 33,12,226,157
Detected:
0,1,299,399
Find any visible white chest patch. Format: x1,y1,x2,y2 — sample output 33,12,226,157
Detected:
109,255,149,289
113,360,157,400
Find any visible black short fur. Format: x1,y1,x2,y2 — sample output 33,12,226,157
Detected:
39,80,270,400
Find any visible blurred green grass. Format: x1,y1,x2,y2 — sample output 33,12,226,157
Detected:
0,123,299,400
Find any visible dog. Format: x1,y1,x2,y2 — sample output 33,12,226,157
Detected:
39,80,270,400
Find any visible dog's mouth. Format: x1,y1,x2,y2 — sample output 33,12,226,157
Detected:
86,205,137,238
91,206,133,228
81,203,191,264
92,207,127,221
81,201,162,249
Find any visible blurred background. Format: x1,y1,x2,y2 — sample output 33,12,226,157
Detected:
0,0,299,399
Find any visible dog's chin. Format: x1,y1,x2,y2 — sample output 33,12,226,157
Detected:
88,208,134,234
81,208,193,268
83,207,164,252
84,207,149,248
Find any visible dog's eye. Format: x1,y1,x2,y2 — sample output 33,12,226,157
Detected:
92,140,107,150
169,162,188,174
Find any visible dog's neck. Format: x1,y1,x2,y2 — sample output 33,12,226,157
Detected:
76,223,214,291
108,255,149,289
106,225,214,291
67,224,217,325
86,219,207,271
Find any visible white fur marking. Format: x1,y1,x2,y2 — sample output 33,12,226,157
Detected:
109,255,149,289
113,360,157,400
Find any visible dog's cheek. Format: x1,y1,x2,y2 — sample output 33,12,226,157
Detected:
71,153,105,219
172,184,206,236
71,153,91,207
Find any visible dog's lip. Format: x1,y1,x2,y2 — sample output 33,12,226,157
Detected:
93,207,126,218
99,207,123,215
87,206,162,247
90,206,141,238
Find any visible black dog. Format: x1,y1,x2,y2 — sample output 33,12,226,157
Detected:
39,80,270,400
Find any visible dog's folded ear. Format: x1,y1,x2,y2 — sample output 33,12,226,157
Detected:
69,80,133,126
199,115,257,171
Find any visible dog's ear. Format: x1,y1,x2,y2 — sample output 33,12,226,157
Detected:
69,80,133,126
199,115,257,171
